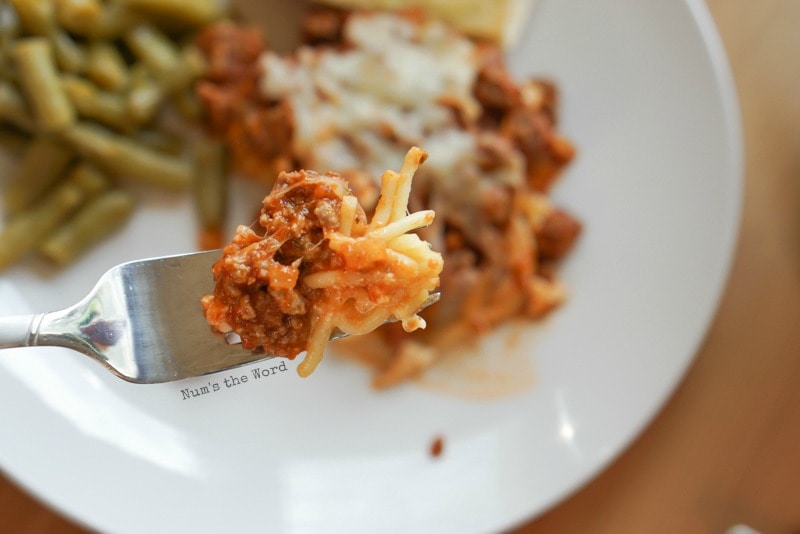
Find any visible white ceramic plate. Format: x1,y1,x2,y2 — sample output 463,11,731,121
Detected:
0,0,741,532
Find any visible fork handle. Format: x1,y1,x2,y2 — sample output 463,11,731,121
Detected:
0,314,43,349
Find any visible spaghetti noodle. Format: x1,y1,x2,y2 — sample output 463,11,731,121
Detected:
201,147,442,377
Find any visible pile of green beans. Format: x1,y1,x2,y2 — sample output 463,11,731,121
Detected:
0,0,229,270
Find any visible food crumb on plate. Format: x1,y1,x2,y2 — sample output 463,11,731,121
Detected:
430,435,444,458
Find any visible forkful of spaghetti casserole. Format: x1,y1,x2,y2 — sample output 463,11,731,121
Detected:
202,146,443,377
0,147,442,383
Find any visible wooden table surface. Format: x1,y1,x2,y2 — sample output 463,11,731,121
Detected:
2,1,799,532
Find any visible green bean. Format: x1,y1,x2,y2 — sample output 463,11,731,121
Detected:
0,178,84,270
124,24,179,75
0,0,230,270
61,75,131,132
85,42,129,91
12,38,75,132
9,0,56,35
120,0,225,27
0,160,109,269
192,137,227,230
4,136,74,216
55,0,102,36
127,73,164,124
66,161,112,198
82,3,141,40
124,24,191,93
40,189,135,265
167,47,207,121
181,45,208,79
0,80,35,131
192,138,228,250
60,122,191,190
134,128,183,155
51,30,88,74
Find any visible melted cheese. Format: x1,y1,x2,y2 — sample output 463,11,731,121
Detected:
259,11,481,182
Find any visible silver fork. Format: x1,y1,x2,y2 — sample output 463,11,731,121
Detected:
0,250,438,384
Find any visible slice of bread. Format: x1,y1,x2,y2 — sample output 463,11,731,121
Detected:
313,0,536,49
